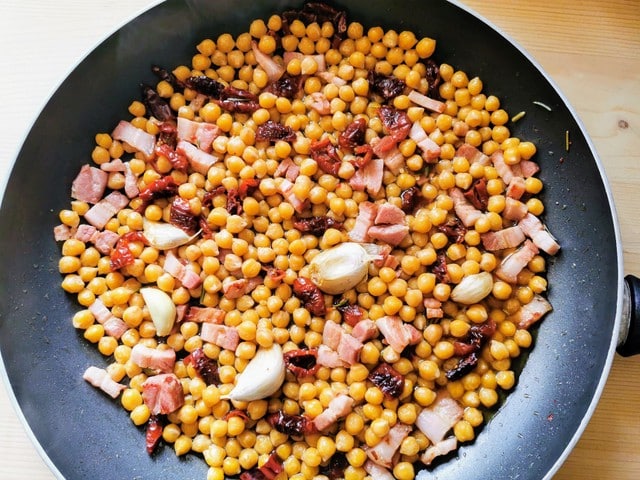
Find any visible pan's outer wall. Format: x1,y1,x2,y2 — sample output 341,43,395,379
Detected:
0,1,618,479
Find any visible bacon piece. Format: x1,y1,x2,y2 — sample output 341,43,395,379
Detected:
201,323,240,351
371,138,405,174
185,306,225,324
318,70,348,87
83,366,126,399
316,344,348,368
130,344,176,373
71,164,108,204
506,175,526,199
409,121,441,162
368,363,404,398
274,157,300,182
307,92,331,114
424,298,444,319
512,294,552,329
267,411,317,437
336,333,363,365
363,460,395,480
351,319,378,342
408,89,446,113
283,52,327,72
415,391,464,444
293,277,326,316
518,213,561,255
490,150,515,185
366,423,412,468
481,226,526,251
74,224,97,243
456,143,490,166
514,159,540,178
503,197,529,221
420,437,458,465
222,276,263,299
53,224,73,241
100,158,126,172
374,203,405,225
84,191,130,229
376,315,422,353
349,201,377,242
142,373,185,415
350,158,384,195
283,349,320,377
313,394,354,431
322,321,343,350
88,298,127,339
367,224,409,246
251,41,285,83
495,240,539,283
449,187,483,227
163,251,202,289
279,178,309,213
123,162,139,199
112,120,155,157
176,117,220,152
176,140,220,175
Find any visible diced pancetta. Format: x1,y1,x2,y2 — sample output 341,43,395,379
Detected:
502,197,529,221
409,121,441,162
163,251,202,289
221,276,263,299
374,203,405,225
88,298,127,339
350,158,384,195
495,240,539,283
408,89,446,113
312,394,354,431
420,437,458,466
130,344,176,373
176,140,220,175
306,92,331,115
83,366,126,399
450,188,483,227
511,294,553,329
367,224,409,246
351,319,378,343
318,71,347,86
424,298,444,319
177,117,221,152
316,344,348,368
274,157,300,182
514,159,540,178
53,224,73,241
456,143,490,166
123,162,140,199
185,306,225,324
366,423,412,468
372,139,405,174
323,321,343,350
278,178,309,214
74,224,98,243
363,460,395,480
348,201,377,243
200,323,240,351
336,333,364,365
415,391,464,444
490,150,515,185
251,41,285,83
83,191,130,229
518,213,561,255
99,158,126,172
93,230,120,255
112,120,156,157
376,315,422,353
142,373,185,415
481,226,526,251
71,164,108,204
506,176,526,199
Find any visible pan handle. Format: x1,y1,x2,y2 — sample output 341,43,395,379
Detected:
617,275,640,356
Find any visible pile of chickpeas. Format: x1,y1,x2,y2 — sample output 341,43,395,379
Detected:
56,9,550,480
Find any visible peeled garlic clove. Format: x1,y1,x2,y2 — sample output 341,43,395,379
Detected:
450,271,494,305
140,287,176,336
308,242,378,295
222,344,285,402
143,218,199,250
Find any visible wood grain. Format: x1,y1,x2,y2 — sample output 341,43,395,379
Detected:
1,1,639,479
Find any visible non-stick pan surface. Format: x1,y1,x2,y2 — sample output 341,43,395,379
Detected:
0,1,621,479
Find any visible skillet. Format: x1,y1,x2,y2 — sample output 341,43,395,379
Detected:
0,1,638,479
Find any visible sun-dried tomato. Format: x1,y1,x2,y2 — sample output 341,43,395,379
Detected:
138,176,178,203
110,231,147,271
293,216,342,236
283,348,320,377
184,348,220,385
238,178,260,199
438,217,467,244
335,301,364,327
184,75,224,98
266,74,305,99
378,105,412,143
256,121,296,143
368,362,404,398
293,277,326,316
145,414,164,455
310,137,341,175
226,188,242,215
400,186,421,213
170,197,198,234
338,118,367,149
240,452,284,480
155,143,187,171
352,144,374,168
464,178,489,210
448,320,496,380
141,84,174,122
156,122,178,149
267,411,317,437
368,71,406,100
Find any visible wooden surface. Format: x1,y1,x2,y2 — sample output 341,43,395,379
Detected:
0,1,638,478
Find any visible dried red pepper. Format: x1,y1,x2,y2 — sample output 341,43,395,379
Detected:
267,411,318,437
110,231,147,271
310,137,341,175
145,414,163,454
293,277,326,316
283,348,320,377
368,362,404,398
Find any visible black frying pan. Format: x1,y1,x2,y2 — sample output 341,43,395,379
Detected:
0,1,636,479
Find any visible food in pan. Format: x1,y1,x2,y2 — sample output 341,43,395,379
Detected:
53,2,559,479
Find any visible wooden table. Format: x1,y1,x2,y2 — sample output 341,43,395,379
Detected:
0,1,638,478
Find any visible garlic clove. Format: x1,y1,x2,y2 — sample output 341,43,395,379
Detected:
143,218,199,250
450,271,494,305
222,343,285,402
140,287,176,336
308,242,379,295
